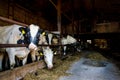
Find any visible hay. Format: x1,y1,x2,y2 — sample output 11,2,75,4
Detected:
23,50,108,80
83,51,108,61
23,52,81,80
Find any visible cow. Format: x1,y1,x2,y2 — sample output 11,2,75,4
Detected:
61,35,78,56
46,33,59,55
37,33,54,69
46,33,82,56
0,24,41,70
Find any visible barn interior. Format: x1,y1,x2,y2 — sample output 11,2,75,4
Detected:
0,0,120,60
0,0,120,79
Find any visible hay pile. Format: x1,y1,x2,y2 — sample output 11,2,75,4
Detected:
81,51,108,67
23,50,108,80
83,51,108,61
23,53,81,80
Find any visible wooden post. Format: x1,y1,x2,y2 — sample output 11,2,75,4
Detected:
71,14,74,34
57,0,61,35
49,0,62,35
49,0,79,35
56,0,62,56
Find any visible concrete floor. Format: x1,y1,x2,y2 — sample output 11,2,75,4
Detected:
59,52,120,80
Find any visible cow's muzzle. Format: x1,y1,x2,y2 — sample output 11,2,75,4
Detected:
28,43,37,50
48,65,53,69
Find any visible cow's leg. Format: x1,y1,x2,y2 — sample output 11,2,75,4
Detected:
61,46,68,60
0,53,4,71
15,57,21,67
36,56,40,61
63,46,67,55
4,53,9,70
6,49,15,69
30,50,36,62
22,57,27,65
8,55,15,69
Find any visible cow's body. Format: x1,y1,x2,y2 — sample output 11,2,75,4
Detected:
0,24,41,71
61,35,77,55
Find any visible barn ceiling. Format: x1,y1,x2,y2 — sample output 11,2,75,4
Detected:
15,0,120,24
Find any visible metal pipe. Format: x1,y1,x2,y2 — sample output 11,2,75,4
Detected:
0,44,67,48
0,44,28,48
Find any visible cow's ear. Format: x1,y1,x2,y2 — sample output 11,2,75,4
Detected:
39,29,46,36
45,32,48,36
42,32,46,36
19,27,29,34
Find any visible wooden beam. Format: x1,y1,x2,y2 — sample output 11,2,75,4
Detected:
0,61,45,80
0,16,28,27
57,0,61,34
49,0,57,9
49,0,87,22
49,0,72,22
49,0,62,34
49,0,88,34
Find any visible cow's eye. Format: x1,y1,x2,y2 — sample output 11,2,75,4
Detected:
44,55,46,58
19,33,22,36
37,33,40,37
26,32,30,37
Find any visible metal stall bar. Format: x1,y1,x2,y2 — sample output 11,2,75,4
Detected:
0,44,67,48
0,44,28,48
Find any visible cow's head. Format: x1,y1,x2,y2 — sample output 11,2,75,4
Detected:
43,47,53,69
28,24,42,51
20,24,41,51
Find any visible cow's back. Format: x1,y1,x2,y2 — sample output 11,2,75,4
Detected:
0,24,22,44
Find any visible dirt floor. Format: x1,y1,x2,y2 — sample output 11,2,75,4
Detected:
23,50,120,80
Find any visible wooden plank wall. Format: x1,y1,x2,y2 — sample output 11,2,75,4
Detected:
63,20,120,34
0,0,9,25
0,0,54,30
94,22,120,33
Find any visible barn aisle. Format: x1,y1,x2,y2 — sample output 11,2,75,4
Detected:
59,51,120,80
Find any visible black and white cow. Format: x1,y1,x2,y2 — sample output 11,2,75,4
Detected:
0,24,41,70
46,33,59,45
36,33,54,69
46,33,60,55
61,35,78,55
24,31,54,69
47,33,81,56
